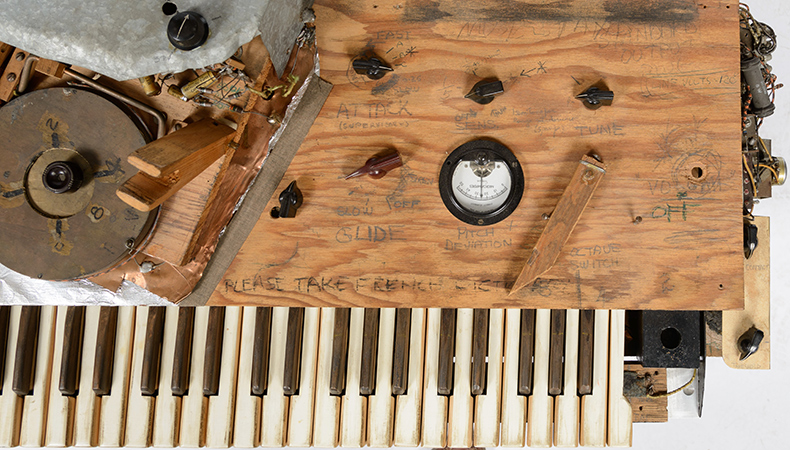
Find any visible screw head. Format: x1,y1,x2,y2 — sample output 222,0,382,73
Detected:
15,52,25,61
6,73,16,82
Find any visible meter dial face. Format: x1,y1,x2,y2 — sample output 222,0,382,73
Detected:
439,140,524,226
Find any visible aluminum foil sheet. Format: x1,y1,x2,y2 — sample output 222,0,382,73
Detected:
0,0,312,80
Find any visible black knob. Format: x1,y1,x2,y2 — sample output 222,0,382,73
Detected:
167,11,209,51
42,161,82,194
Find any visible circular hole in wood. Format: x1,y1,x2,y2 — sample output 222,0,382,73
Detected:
691,166,704,179
660,327,682,350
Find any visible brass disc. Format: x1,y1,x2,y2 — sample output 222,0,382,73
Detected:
0,88,155,280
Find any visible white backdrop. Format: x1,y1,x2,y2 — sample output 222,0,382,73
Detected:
634,1,790,449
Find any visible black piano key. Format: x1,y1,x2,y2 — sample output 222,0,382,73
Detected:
283,307,305,396
391,308,411,396
359,308,380,396
13,306,40,396
471,309,489,396
0,306,10,390
518,309,535,396
171,307,195,396
93,306,118,396
251,307,272,396
548,309,566,396
329,308,350,396
578,309,595,395
141,307,166,396
203,307,225,396
59,306,85,396
437,308,456,396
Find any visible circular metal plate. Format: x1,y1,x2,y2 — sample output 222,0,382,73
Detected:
0,88,155,280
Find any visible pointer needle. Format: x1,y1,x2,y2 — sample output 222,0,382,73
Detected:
177,14,189,39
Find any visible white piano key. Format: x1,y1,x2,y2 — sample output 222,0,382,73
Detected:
554,309,580,448
287,307,320,447
474,309,504,447
98,306,135,447
152,307,182,448
581,309,609,447
19,305,56,448
260,307,289,447
527,309,552,448
367,308,395,448
501,309,526,447
447,308,473,448
0,306,23,447
74,307,100,447
312,308,339,448
45,306,72,447
393,308,425,447
420,308,447,448
340,308,367,448
178,307,209,448
233,307,261,448
125,307,155,448
206,306,241,449
607,310,632,447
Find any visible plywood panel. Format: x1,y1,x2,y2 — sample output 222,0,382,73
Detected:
211,0,743,310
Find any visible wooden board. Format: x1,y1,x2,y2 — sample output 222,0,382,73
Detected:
210,0,744,310
722,216,770,369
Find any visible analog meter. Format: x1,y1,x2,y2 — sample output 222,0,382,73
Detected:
439,140,524,226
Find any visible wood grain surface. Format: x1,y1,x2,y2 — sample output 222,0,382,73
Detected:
210,0,744,310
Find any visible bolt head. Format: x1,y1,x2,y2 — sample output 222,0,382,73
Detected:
14,52,24,61
6,73,16,82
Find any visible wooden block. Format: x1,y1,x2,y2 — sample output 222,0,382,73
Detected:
624,365,668,423
34,58,66,78
128,118,234,178
210,0,744,311
145,156,225,265
723,216,770,369
0,43,12,70
0,49,28,102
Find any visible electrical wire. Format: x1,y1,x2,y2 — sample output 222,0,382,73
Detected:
647,369,698,398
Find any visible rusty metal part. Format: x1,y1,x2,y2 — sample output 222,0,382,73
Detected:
63,68,167,139
0,88,156,280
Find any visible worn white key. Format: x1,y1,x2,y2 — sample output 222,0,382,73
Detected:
474,309,504,447
0,306,22,447
421,308,446,448
98,306,135,447
340,308,367,448
233,307,261,448
393,308,425,447
447,309,473,448
287,307,320,447
527,309,552,448
126,307,155,448
581,309,609,447
501,309,526,447
555,309,580,447
19,305,56,447
261,307,289,447
312,308,339,448
74,307,100,447
206,307,241,448
179,307,209,448
607,310,632,447
45,306,73,447
368,308,395,448
152,307,181,448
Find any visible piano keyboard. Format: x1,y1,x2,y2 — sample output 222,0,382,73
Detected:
0,305,631,448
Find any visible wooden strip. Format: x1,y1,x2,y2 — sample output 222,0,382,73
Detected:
511,156,606,295
0,306,9,390
13,306,40,396
141,306,166,396
93,306,118,396
518,309,535,396
203,306,226,396
437,308,456,396
34,58,66,78
329,308,350,396
59,306,85,396
0,50,28,102
359,308,379,396
578,309,595,395
128,118,234,178
172,307,195,396
470,308,489,396
723,215,770,369
548,309,566,396
283,307,305,396
251,306,272,396
391,308,411,396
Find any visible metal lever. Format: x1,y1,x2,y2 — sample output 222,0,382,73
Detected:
271,180,303,218
352,57,393,80
738,326,764,361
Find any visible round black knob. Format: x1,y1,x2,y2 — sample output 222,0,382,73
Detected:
167,11,209,51
42,161,82,194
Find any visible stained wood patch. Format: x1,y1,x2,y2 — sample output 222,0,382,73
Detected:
210,0,743,310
